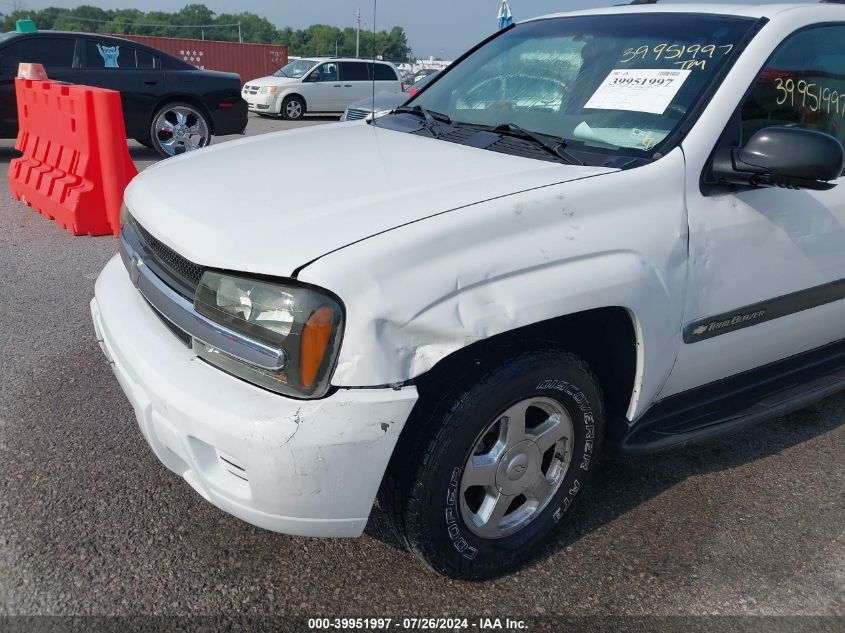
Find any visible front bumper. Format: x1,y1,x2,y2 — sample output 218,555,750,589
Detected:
242,93,278,114
90,255,418,537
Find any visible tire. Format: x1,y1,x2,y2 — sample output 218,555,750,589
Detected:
380,349,605,580
149,101,211,158
135,137,154,149
281,95,305,121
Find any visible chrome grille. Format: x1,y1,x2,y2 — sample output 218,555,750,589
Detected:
243,85,260,95
119,226,287,370
345,108,369,121
126,217,204,298
147,298,192,347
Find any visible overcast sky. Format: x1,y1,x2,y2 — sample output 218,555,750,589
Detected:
11,0,772,58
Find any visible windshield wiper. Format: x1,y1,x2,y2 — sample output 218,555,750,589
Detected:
490,123,584,166
392,105,452,137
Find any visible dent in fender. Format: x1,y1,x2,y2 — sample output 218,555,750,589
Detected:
299,149,690,421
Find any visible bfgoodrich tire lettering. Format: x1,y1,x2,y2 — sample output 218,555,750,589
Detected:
380,349,605,580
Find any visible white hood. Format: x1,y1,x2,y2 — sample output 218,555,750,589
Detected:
125,123,614,277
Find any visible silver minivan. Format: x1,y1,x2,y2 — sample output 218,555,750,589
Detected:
242,57,403,120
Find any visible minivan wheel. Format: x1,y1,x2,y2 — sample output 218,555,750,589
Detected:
150,102,211,157
380,349,604,580
281,95,305,120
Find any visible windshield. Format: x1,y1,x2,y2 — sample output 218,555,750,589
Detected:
274,59,318,79
407,14,757,157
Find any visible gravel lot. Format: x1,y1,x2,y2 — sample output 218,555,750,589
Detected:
0,113,842,629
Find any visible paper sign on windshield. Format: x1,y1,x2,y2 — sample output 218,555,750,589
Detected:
584,69,691,115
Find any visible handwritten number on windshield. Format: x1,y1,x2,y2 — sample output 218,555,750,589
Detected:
620,43,734,65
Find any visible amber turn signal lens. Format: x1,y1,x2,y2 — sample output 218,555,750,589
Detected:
300,306,334,389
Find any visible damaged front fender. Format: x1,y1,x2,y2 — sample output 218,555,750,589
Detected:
299,149,690,420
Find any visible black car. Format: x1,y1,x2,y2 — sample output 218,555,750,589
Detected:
0,30,248,156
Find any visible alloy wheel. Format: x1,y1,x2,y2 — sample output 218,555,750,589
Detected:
285,99,303,119
154,105,210,156
459,397,574,539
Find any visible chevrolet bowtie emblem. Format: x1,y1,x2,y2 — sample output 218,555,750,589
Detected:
129,254,143,287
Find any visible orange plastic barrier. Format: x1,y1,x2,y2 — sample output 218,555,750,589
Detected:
8,77,137,236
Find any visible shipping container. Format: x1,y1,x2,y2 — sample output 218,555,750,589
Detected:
113,35,288,84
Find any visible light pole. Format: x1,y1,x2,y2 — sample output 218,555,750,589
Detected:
355,7,362,57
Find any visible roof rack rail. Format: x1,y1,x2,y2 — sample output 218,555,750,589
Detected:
821,0,845,4
630,0,659,4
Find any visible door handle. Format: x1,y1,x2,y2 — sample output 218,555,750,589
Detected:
344,84,352,88
333,84,342,88
144,80,158,85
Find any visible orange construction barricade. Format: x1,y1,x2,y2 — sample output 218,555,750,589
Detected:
8,68,137,236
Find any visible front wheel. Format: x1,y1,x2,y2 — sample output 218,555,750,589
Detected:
150,102,211,157
281,95,305,120
380,349,605,580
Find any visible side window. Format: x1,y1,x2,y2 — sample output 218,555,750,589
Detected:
0,37,75,70
136,50,159,70
340,62,369,81
373,64,398,81
84,41,130,69
311,62,339,82
740,25,845,146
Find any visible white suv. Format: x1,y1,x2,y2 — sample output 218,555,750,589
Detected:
93,2,845,580
242,57,403,120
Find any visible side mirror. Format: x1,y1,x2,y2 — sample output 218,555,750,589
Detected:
304,72,320,83
711,127,844,191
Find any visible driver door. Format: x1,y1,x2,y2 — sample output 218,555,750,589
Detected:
304,62,341,112
662,24,845,397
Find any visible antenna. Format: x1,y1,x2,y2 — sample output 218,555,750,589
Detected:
371,0,377,126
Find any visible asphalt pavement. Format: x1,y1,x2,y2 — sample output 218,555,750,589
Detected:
0,113,842,630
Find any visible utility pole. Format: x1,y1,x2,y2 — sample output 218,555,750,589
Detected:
355,8,362,58
238,22,242,43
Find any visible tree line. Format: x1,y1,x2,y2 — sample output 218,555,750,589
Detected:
0,4,411,62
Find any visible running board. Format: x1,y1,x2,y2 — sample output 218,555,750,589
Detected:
612,339,845,455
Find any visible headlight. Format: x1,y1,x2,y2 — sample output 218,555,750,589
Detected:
260,86,278,95
193,271,343,398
